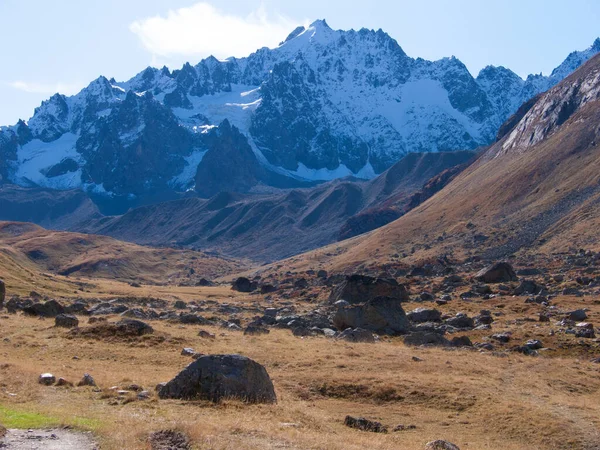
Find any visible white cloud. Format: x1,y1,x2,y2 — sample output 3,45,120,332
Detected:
7,80,84,95
130,2,300,61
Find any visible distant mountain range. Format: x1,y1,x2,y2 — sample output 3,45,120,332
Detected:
1,20,599,203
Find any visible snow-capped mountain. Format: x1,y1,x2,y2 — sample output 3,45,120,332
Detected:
1,20,598,199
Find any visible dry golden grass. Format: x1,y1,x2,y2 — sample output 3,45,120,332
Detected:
1,306,600,450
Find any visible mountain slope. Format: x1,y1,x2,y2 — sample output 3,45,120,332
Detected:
1,23,598,202
265,53,600,273
64,150,474,261
0,221,248,284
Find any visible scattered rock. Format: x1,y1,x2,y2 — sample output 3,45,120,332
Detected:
404,331,448,347
55,314,79,328
39,373,56,385
407,308,442,323
115,319,154,336
337,328,376,343
23,300,65,317
181,348,196,356
77,373,96,387
568,309,588,321
158,354,276,403
231,277,257,293
425,440,460,450
198,330,216,340
344,415,387,433
0,279,5,308
329,275,409,304
474,262,517,283
56,377,73,387
333,297,409,335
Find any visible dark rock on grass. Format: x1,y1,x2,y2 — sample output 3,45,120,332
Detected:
407,308,441,323
329,275,409,304
231,277,257,293
55,314,79,328
198,330,216,339
474,262,517,283
514,279,543,295
260,284,278,294
5,297,33,313
404,331,448,346
196,278,214,287
344,415,387,433
575,323,595,338
174,300,187,309
425,440,461,450
568,309,588,321
149,429,191,450
337,328,376,343
445,313,474,329
115,319,154,336
450,336,472,347
23,299,65,317
158,354,276,404
333,297,409,335
292,326,315,337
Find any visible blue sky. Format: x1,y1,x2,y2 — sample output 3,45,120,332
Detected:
1,0,599,125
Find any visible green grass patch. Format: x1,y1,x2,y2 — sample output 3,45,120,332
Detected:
0,405,101,430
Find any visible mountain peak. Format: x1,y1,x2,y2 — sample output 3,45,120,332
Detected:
592,37,600,52
309,19,331,30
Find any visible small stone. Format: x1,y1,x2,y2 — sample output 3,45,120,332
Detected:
137,390,151,400
425,440,460,450
77,373,96,387
181,348,196,356
38,373,56,385
344,415,387,433
56,377,73,387
198,330,216,339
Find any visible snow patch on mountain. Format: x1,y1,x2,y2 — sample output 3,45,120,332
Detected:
14,132,82,189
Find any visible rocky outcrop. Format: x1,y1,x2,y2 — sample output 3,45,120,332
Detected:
333,297,409,335
329,275,409,304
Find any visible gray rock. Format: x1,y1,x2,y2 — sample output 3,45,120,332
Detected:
329,275,408,304
181,348,196,356
333,297,409,335
38,373,56,385
407,308,441,323
474,262,517,283
158,354,276,404
445,313,474,329
337,328,376,343
198,330,216,340
77,373,96,387
425,440,460,450
23,300,65,317
231,277,257,293
344,415,387,433
55,314,79,328
115,319,154,336
404,331,448,346
568,309,587,321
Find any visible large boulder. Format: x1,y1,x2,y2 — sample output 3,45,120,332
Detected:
23,300,65,317
0,279,5,308
231,277,257,293
158,354,276,404
329,275,409,304
115,319,154,336
407,308,442,323
474,262,517,283
333,297,409,335
55,314,79,328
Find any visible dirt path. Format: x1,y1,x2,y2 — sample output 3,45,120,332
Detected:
0,429,97,449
